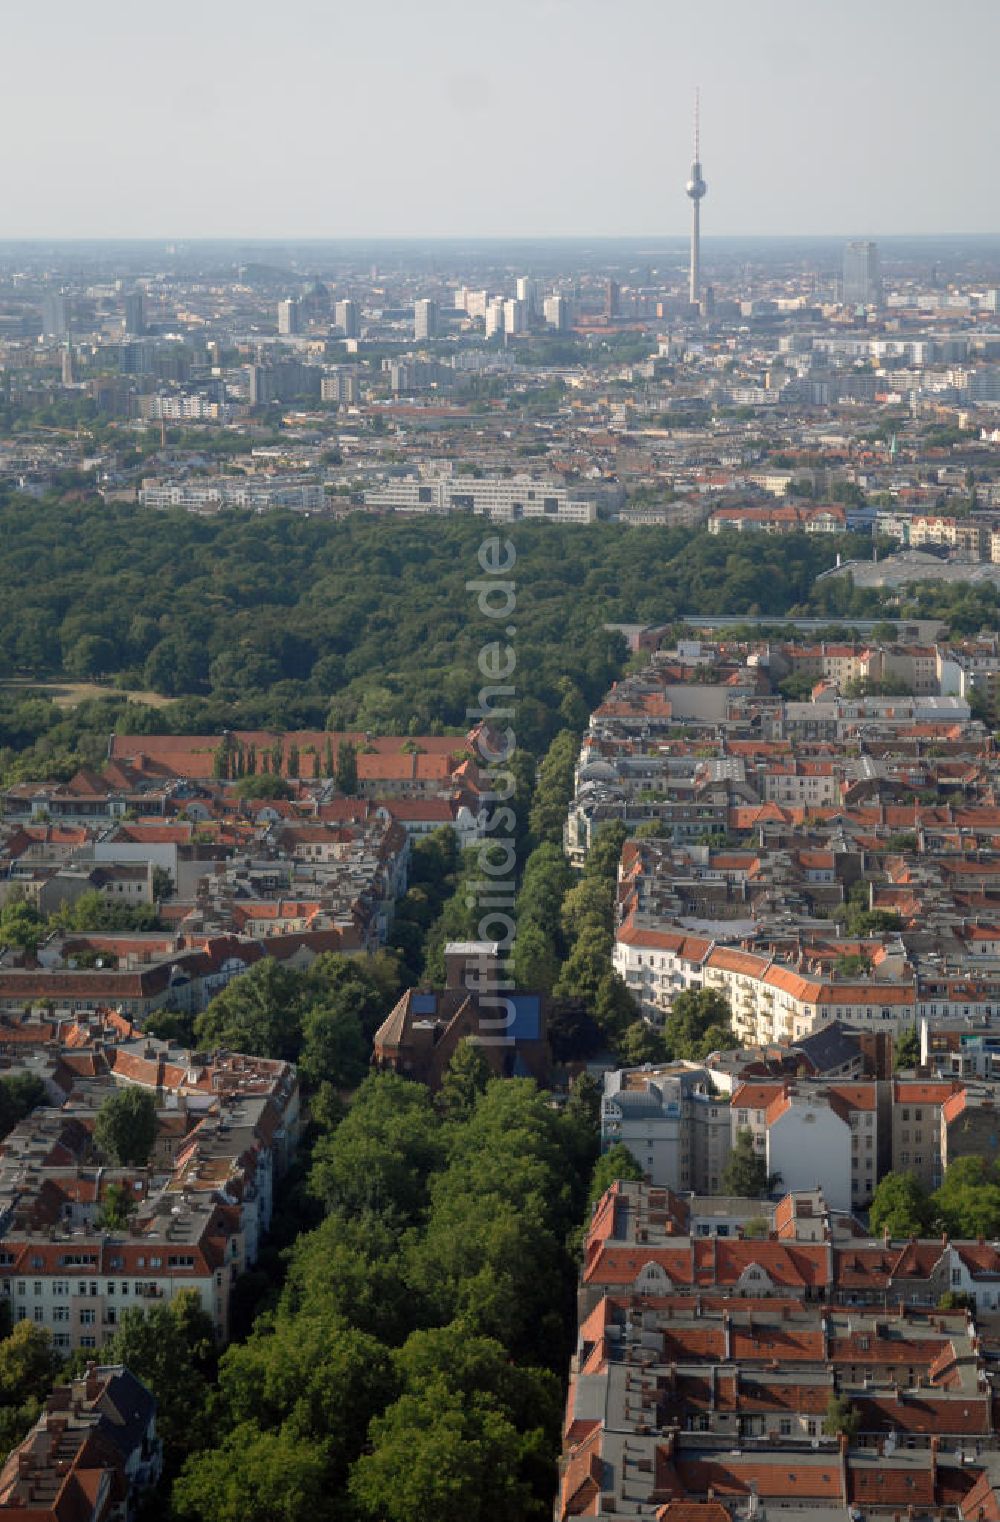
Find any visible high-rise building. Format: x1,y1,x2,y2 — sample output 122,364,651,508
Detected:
465,290,490,320
516,277,539,317
685,90,707,307
277,298,301,336
543,294,571,331
41,293,69,338
334,299,360,339
414,298,438,341
118,341,153,376
843,241,882,308
61,345,75,387
604,279,620,320
503,298,528,336
302,280,330,320
321,369,359,405
485,298,505,339
248,364,275,406
124,290,145,335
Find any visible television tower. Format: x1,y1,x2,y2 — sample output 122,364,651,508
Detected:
685,88,707,307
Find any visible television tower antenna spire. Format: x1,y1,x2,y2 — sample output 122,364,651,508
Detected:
685,87,707,308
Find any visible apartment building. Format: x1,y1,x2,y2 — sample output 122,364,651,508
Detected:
363,471,599,522
601,1065,731,1194
889,1079,955,1190
563,1176,1000,1520
0,1018,299,1355
615,920,916,1045
0,1364,161,1520
140,476,325,513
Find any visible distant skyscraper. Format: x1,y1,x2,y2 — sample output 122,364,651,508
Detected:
42,292,69,338
484,298,505,339
414,298,438,341
277,298,301,336
335,299,360,338
685,90,707,308
604,279,620,320
61,345,75,386
124,290,145,335
543,294,571,332
503,298,528,336
843,241,881,308
248,364,274,406
516,276,539,317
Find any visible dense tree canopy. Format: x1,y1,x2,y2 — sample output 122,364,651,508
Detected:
588,1143,645,1207
663,988,735,1062
869,1157,1000,1241
192,950,401,1081
869,1170,933,1238
0,1074,47,1142
720,1127,769,1199
0,1321,61,1459
93,1086,157,1167
169,1072,597,1520
0,500,883,783
101,1292,217,1465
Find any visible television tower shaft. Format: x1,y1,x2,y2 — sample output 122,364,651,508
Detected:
685,88,707,307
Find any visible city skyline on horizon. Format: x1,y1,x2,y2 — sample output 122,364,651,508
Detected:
2,0,998,241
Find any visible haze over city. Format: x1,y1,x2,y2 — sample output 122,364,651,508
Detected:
3,0,999,239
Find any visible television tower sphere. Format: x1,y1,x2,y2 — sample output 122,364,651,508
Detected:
686,167,706,200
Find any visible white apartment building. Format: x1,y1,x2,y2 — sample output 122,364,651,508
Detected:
364,473,598,523
730,1080,878,1211
515,277,539,315
760,766,840,808
321,369,359,404
139,396,236,423
600,1064,732,1194
503,298,528,335
140,476,325,514
414,298,438,341
0,1199,244,1356
766,1091,853,1211
463,290,491,320
334,299,360,338
614,918,916,1043
543,294,571,331
485,299,505,338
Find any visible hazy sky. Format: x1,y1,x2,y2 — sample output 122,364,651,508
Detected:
3,0,997,239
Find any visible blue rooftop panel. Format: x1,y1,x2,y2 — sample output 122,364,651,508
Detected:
508,995,541,1042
